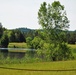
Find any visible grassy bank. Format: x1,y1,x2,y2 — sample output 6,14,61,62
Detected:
0,60,76,75
8,42,27,48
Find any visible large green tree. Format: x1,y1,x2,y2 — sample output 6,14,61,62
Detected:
38,1,72,60
38,1,69,30
38,1,69,42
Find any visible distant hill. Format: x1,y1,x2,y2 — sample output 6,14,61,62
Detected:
16,28,34,33
10,27,74,33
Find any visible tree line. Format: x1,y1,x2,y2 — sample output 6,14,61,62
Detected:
0,23,76,47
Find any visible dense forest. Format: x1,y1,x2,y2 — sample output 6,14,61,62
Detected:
0,23,76,46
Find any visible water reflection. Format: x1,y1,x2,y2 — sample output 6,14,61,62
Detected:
0,48,8,58
0,48,35,59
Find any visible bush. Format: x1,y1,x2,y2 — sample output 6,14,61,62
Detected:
37,43,73,61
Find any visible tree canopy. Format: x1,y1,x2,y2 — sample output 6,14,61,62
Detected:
38,1,69,30
38,1,73,61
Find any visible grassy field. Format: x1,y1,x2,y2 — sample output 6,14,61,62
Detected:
69,44,76,52
8,42,27,48
0,60,76,75
8,43,27,52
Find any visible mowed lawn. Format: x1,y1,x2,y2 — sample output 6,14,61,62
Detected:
8,42,27,48
0,60,76,75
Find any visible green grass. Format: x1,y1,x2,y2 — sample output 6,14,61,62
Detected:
68,44,76,49
68,44,76,59
8,49,27,52
0,60,76,75
8,42,27,52
8,42,27,48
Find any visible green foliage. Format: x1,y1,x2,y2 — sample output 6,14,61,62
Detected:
38,1,73,61
38,1,69,42
51,43,73,61
37,43,52,61
8,30,16,42
26,37,33,48
37,43,73,61
0,31,9,48
8,29,25,42
67,30,76,44
14,29,25,42
26,36,45,49
38,1,69,30
32,36,42,49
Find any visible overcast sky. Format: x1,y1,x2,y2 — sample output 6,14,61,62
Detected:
0,0,76,30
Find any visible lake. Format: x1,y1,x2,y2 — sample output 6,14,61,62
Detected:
0,48,35,59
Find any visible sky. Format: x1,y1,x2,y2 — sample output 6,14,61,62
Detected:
0,0,76,30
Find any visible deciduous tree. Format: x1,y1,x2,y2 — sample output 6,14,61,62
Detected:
38,1,72,60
